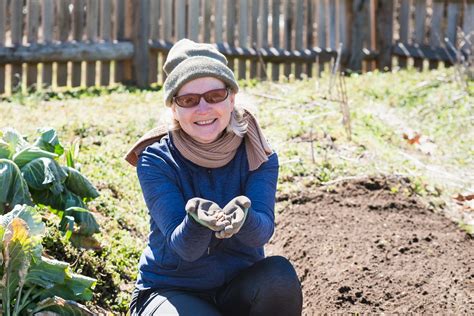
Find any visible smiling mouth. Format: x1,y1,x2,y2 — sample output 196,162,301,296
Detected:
194,119,217,126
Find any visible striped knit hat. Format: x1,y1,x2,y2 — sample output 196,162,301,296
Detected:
162,39,239,107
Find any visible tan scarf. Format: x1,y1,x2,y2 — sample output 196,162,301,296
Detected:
125,110,272,171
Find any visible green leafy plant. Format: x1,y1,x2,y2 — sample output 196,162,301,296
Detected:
0,128,100,249
0,204,96,315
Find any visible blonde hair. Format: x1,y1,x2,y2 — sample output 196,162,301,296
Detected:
226,104,248,137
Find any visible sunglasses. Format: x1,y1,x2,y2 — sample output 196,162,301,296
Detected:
173,87,230,108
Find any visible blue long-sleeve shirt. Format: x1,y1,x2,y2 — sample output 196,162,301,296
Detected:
135,133,279,290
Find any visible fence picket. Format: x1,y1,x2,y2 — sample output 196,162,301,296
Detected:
114,0,125,83
215,0,223,42
340,0,352,72
122,0,134,82
250,0,259,78
375,0,393,71
0,0,5,93
26,0,40,88
271,0,280,80
305,0,313,77
175,0,185,40
100,0,112,86
328,0,337,50
202,0,212,42
72,0,84,87
41,0,54,88
348,0,369,72
295,0,304,78
338,0,348,66
283,0,292,76
317,0,327,74
86,0,99,86
429,0,443,70
149,0,160,84
398,0,410,68
366,0,375,71
414,0,426,70
238,0,248,79
446,2,459,47
162,0,172,41
258,0,268,79
11,0,23,91
188,0,199,41
159,0,173,83
317,0,327,49
226,0,236,71
57,0,71,86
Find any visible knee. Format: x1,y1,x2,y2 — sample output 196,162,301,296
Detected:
259,256,302,295
266,256,299,280
252,256,302,315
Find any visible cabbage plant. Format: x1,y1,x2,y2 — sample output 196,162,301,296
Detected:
0,128,100,249
0,204,96,315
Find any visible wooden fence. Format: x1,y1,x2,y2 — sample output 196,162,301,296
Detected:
0,0,472,95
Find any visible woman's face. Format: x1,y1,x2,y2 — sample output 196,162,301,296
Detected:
172,77,235,144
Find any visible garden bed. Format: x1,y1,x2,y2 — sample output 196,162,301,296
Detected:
267,176,474,314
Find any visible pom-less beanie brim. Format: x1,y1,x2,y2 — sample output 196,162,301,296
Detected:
163,55,239,107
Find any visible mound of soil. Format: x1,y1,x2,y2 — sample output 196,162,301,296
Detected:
266,176,474,314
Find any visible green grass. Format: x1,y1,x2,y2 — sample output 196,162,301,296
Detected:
1,67,472,313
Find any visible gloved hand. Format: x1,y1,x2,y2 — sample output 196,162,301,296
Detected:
215,196,251,239
185,197,229,231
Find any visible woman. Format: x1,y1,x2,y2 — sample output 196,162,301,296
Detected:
126,39,303,316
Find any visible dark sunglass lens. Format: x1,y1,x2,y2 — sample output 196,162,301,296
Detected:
204,89,228,103
176,94,200,107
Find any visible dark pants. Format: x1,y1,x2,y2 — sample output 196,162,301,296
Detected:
129,256,303,316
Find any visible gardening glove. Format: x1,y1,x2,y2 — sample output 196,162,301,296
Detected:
215,196,251,239
185,197,229,231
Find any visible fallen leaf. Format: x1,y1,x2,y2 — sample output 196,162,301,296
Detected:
462,201,474,212
453,193,474,202
402,129,421,145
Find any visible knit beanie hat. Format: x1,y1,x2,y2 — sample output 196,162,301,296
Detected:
163,39,239,107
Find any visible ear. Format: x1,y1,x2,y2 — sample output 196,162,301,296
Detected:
171,104,179,121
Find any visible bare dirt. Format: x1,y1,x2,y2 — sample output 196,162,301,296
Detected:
266,176,474,314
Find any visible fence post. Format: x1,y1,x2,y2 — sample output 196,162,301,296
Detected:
124,0,150,87
347,0,369,73
134,0,150,87
375,0,393,71
341,0,353,71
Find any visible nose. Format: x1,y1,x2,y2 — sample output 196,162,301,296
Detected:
196,97,210,112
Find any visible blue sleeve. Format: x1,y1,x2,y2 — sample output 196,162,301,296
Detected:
137,147,212,262
235,152,279,247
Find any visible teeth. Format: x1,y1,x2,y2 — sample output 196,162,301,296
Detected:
195,119,215,125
